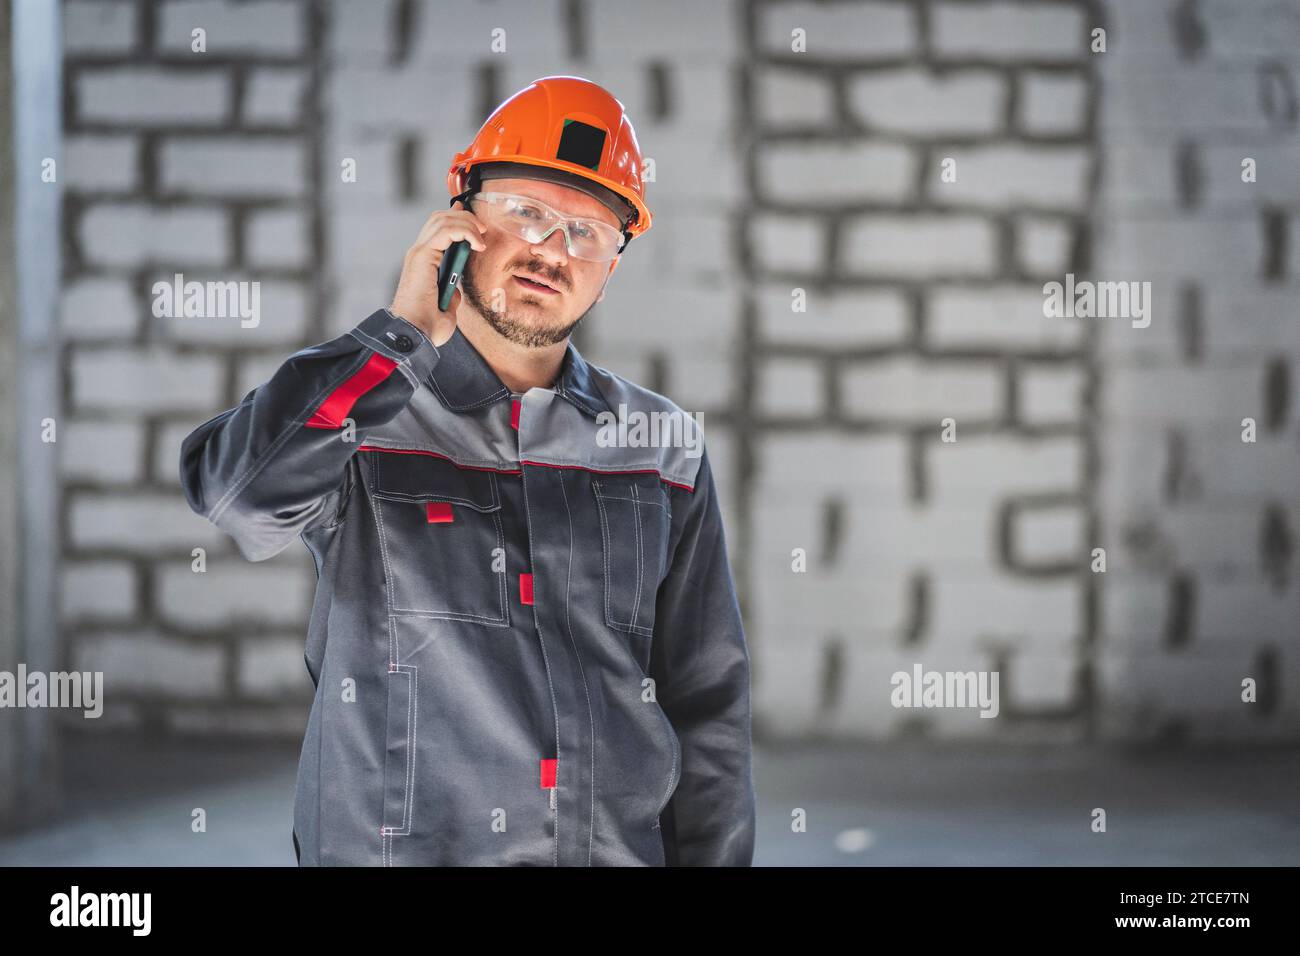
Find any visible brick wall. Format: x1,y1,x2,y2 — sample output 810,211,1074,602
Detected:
61,0,324,735
54,0,1298,743
745,0,1097,741
1094,0,1300,741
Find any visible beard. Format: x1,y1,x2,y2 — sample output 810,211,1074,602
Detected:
460,259,592,348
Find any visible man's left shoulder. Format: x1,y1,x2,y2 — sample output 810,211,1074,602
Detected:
582,362,710,494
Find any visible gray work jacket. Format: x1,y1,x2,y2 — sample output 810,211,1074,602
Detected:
178,308,755,866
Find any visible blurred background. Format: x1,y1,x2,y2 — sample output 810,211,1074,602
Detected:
2,0,1299,865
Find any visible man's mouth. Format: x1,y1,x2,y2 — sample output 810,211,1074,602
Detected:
513,274,560,295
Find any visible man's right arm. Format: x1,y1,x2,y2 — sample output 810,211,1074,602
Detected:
178,308,440,562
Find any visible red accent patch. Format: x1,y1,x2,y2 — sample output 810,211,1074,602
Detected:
426,501,453,523
305,352,399,429
510,398,521,430
540,758,556,789
520,572,534,606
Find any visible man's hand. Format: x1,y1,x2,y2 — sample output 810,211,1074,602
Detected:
390,199,488,346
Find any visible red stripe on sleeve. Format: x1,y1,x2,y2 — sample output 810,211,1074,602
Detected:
304,352,400,429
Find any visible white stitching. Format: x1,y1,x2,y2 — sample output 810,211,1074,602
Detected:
590,493,671,514
371,492,510,626
652,706,681,827
593,479,655,637
630,484,644,632
359,444,695,491
519,462,562,867
556,472,597,865
372,451,502,510
209,349,372,524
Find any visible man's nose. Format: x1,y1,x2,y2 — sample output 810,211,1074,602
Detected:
529,226,570,265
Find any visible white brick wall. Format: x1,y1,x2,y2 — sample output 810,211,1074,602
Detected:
931,2,1088,60
757,1,917,59
753,69,836,127
77,69,231,125
158,139,306,197
60,0,326,734
237,637,315,697
55,0,1294,744
749,213,827,274
68,495,226,551
1092,0,1300,740
743,0,1095,740
61,278,140,339
928,285,1084,350
63,0,137,54
841,358,1003,422
759,287,910,347
1015,216,1075,275
242,68,309,126
61,562,138,620
155,563,314,628
848,68,1006,136
70,349,224,412
758,141,915,204
60,421,145,483
845,216,999,278
932,146,1092,209
1018,72,1090,135
73,631,225,698
78,204,229,268
156,0,304,56
63,134,140,191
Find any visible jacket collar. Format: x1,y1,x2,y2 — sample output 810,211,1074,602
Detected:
427,324,612,420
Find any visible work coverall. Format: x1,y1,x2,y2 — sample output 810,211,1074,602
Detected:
178,307,756,866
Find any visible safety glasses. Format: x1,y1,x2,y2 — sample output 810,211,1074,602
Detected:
469,191,627,262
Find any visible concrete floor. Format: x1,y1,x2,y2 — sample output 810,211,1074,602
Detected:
1,734,1298,865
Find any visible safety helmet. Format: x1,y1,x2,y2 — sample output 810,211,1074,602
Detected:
446,75,652,263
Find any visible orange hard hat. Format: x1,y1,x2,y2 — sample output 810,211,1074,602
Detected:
447,76,652,255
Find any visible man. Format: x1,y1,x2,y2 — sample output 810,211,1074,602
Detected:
179,76,755,866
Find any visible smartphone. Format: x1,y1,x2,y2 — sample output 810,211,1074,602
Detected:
437,239,471,313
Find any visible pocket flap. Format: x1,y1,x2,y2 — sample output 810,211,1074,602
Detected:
368,451,501,512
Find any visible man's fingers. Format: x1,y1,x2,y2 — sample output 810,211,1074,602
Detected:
413,200,487,248
406,223,486,268
430,224,487,253
413,208,443,246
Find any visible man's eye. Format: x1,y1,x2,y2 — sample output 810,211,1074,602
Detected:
572,223,596,239
512,204,545,219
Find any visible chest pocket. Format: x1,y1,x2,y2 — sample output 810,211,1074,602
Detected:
592,474,673,638
368,451,510,626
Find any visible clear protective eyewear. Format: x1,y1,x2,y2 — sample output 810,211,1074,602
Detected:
469,191,627,262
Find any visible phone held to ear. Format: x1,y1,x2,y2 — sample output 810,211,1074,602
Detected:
437,239,471,313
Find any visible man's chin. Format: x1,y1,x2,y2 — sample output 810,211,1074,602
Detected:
482,309,582,348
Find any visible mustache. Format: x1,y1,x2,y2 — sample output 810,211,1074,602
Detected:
512,265,567,290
